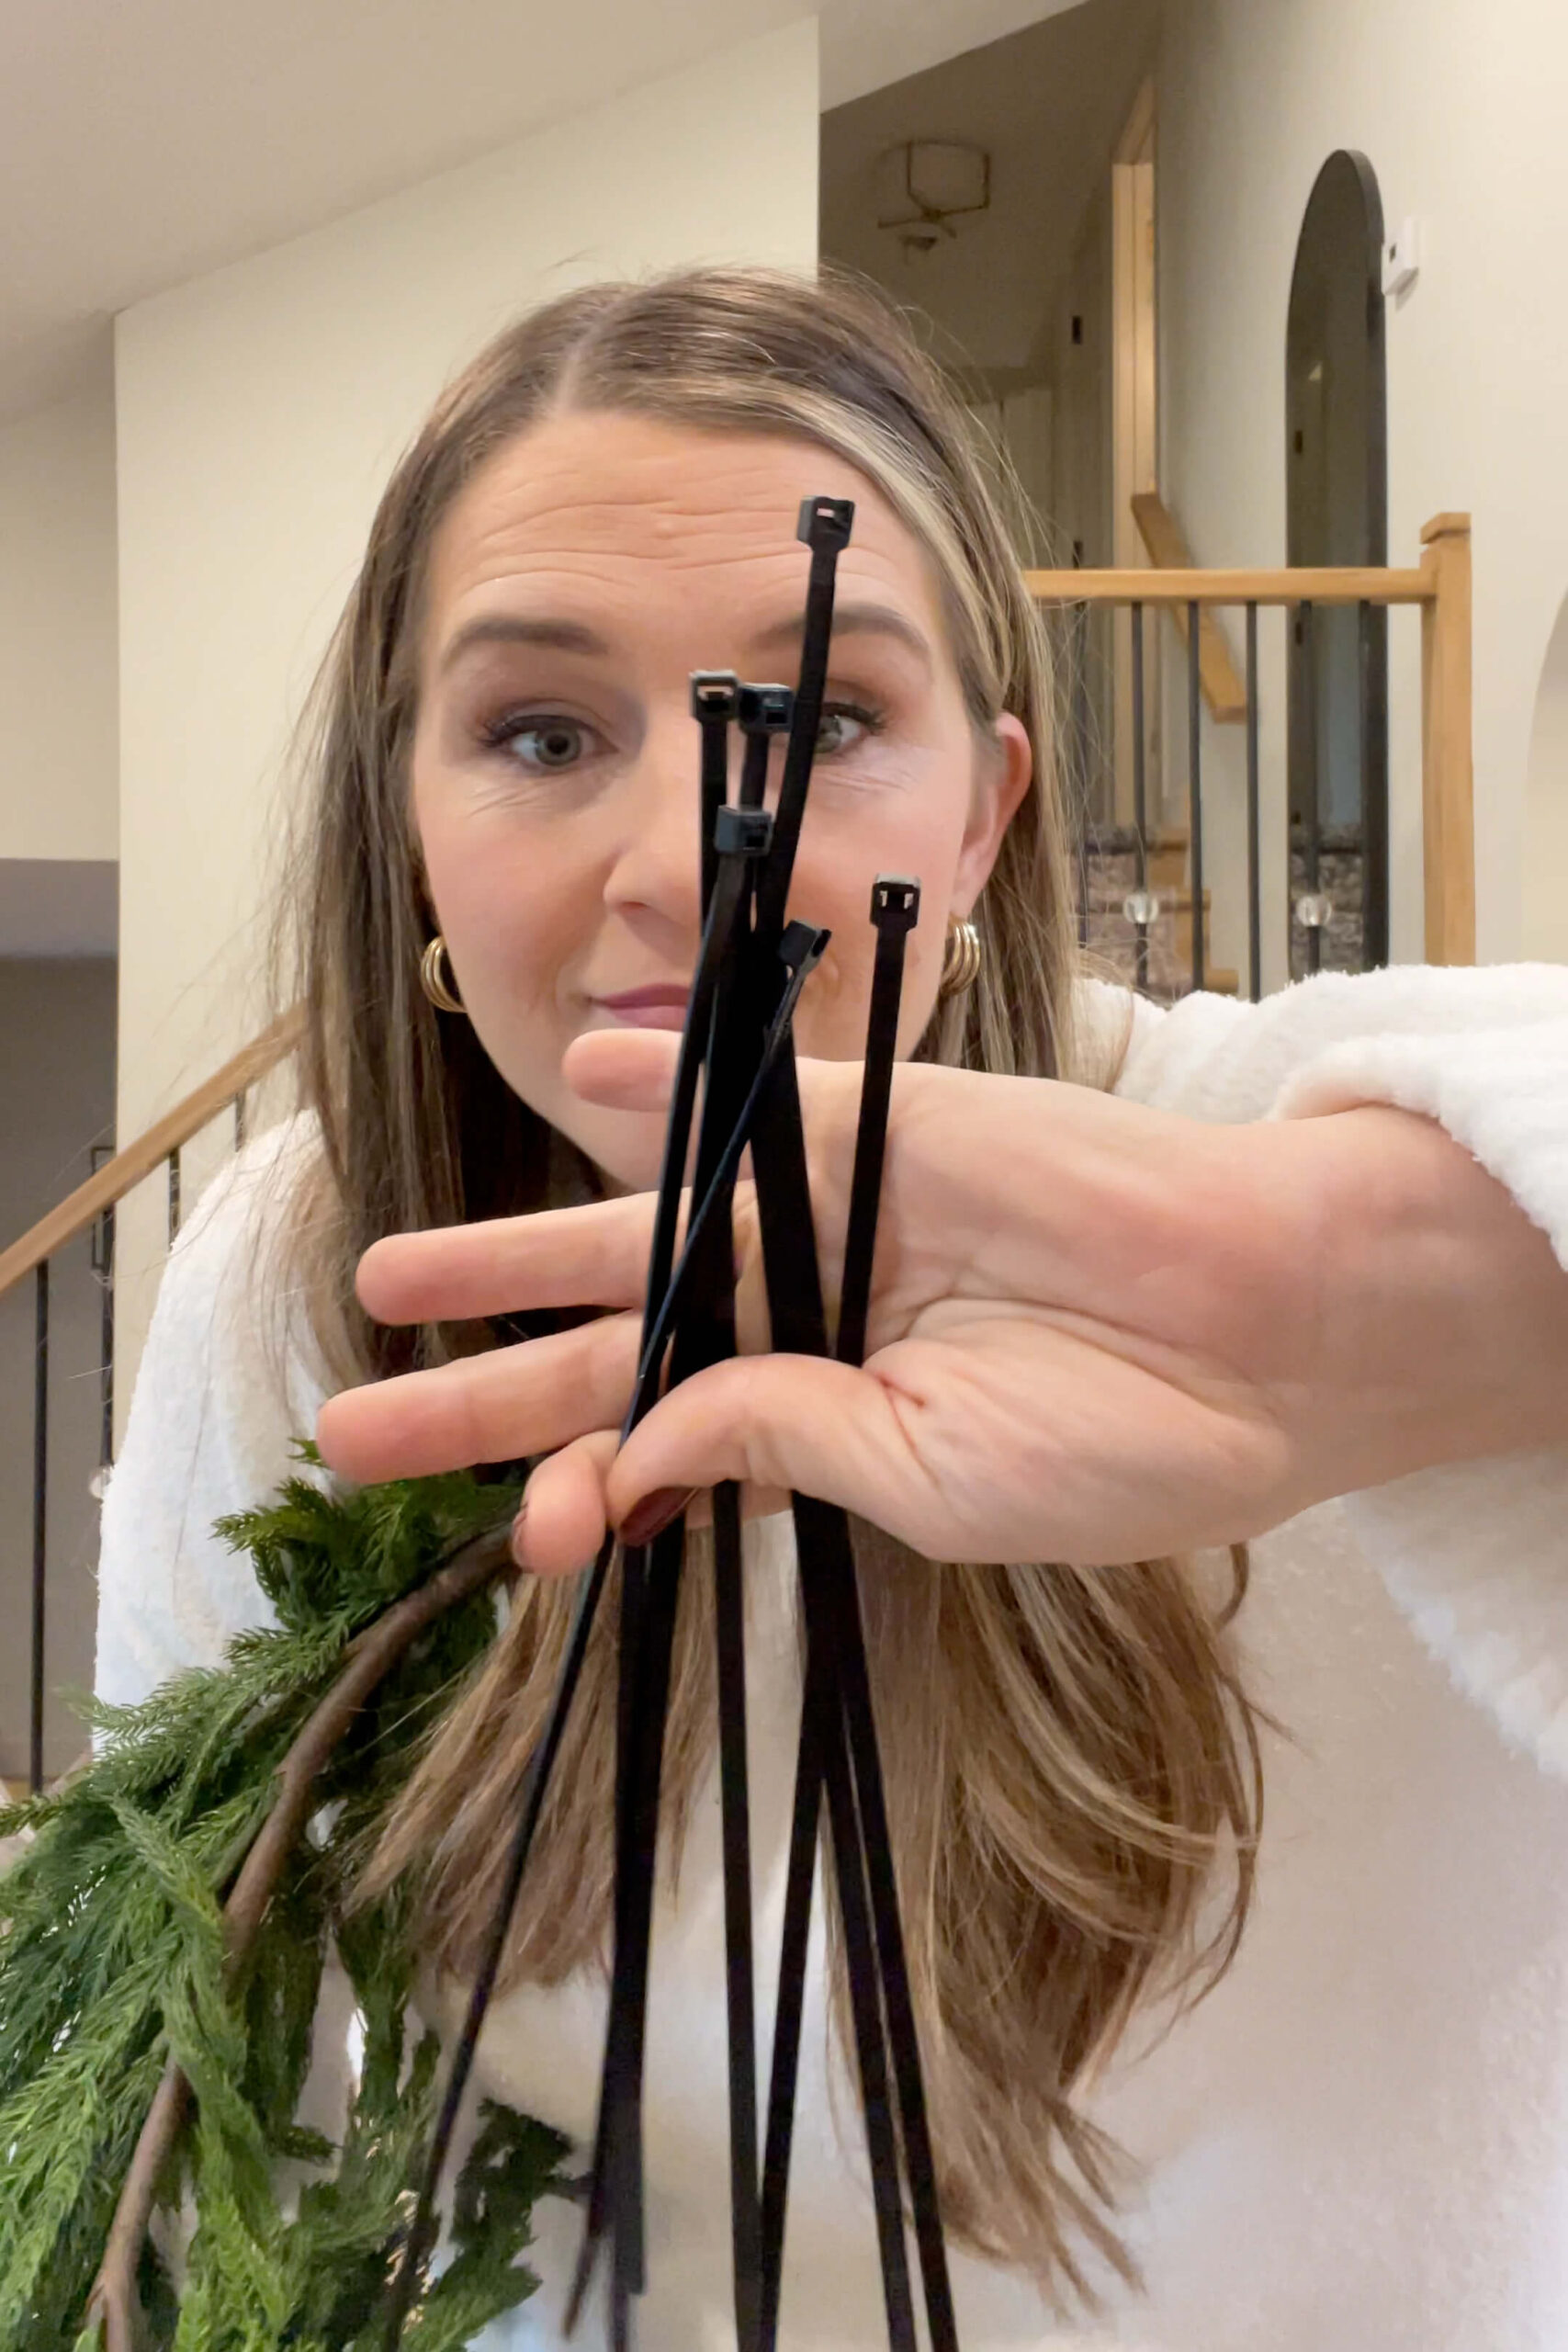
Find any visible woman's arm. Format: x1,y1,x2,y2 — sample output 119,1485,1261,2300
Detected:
315,971,1568,1576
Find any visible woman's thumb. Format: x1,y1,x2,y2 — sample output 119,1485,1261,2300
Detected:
607,1352,905,1540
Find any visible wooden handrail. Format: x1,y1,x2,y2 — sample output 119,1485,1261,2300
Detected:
1420,514,1475,963
0,1007,303,1305
1028,509,1472,970
1023,563,1432,605
1129,493,1248,723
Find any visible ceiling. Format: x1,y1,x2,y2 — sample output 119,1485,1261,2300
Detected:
821,0,1157,388
0,0,1092,426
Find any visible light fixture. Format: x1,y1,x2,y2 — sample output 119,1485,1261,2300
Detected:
875,140,991,255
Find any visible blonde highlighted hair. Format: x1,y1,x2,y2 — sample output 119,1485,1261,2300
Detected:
280,264,1259,2300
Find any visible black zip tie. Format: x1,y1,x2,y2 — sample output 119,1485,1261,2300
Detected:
382,496,960,2352
758,874,921,2346
748,1040,954,2351
691,671,739,915
570,915,829,2335
838,877,919,1371
714,1475,761,2350
739,680,794,815
753,498,853,957
389,914,811,2343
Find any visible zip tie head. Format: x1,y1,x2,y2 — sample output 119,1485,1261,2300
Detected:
796,494,855,554
870,875,921,935
738,683,794,734
777,918,830,978
690,671,740,722
713,805,774,859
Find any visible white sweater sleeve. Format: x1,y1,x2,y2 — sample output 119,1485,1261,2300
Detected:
1099,964,1568,1774
95,1118,333,1712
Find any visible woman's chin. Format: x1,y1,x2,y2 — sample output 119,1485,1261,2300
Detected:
575,1108,672,1200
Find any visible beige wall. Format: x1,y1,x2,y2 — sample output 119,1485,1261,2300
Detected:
1158,0,1568,982
111,17,819,1401
0,377,118,864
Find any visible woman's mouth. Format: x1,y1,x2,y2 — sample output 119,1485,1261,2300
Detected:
591,985,692,1032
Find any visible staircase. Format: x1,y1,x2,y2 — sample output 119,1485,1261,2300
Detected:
1077,827,1239,998
0,1012,302,1792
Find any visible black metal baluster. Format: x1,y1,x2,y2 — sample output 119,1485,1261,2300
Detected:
1188,602,1204,993
89,1145,115,1474
1130,600,1151,993
1300,600,1321,977
1246,603,1261,1001
30,1261,49,1793
1357,595,1371,973
1359,595,1390,969
1072,601,1091,947
167,1147,182,1244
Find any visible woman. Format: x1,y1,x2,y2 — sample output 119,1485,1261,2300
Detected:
99,266,1568,2349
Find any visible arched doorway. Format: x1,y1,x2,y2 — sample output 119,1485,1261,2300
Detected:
1286,149,1389,970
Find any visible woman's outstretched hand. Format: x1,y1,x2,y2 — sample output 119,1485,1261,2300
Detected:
314,1027,1568,1573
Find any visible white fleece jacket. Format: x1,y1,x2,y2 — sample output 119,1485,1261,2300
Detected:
96,964,1568,2352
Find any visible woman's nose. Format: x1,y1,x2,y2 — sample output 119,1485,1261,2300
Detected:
601,711,708,933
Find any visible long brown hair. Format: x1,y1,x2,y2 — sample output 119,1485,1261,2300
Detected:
279,265,1259,2300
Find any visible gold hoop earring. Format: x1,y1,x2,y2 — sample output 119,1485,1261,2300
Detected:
939,916,981,1000
420,934,466,1015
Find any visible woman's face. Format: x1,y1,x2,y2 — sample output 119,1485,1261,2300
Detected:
410,411,1032,1190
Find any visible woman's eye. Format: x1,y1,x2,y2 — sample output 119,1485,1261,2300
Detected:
493,716,592,772
816,703,883,757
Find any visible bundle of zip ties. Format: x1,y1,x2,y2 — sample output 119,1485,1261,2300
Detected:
381,496,960,2352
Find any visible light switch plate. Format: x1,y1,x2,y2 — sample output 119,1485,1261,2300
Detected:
1382,218,1421,298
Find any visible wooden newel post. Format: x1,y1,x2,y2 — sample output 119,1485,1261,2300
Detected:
1420,513,1475,964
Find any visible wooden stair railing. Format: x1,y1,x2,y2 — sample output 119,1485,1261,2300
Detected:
4,1004,303,1793
0,1007,303,1308
1130,492,1249,724
1025,512,1475,974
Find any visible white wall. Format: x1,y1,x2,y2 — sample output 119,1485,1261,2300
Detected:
1158,0,1568,979
112,17,819,1399
1523,593,1568,958
0,378,118,865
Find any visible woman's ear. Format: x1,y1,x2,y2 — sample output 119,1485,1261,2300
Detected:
951,713,1033,915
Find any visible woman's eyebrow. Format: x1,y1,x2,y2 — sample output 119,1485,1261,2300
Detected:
749,600,932,672
438,615,612,673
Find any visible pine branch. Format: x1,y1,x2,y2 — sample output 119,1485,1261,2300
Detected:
85,1523,513,2352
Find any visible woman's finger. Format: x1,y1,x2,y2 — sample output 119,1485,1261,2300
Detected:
565,1031,866,1183
603,1351,935,1552
517,1427,800,1573
513,1430,620,1574
561,1026,682,1113
315,1309,642,1484
355,1193,661,1325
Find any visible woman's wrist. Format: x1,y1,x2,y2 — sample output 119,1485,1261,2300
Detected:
1291,1103,1568,1493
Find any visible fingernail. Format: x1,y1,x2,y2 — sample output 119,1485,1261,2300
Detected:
619,1486,698,1548
509,1501,529,1567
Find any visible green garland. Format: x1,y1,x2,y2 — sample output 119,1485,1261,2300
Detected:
0,1453,570,2351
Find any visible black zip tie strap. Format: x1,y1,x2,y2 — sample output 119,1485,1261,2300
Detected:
382,495,959,2352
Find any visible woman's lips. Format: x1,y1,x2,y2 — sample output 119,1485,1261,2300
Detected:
592,986,692,1032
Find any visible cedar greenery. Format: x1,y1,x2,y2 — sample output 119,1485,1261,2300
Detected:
0,1452,569,2349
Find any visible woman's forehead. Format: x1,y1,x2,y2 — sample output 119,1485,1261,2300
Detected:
425,410,937,637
